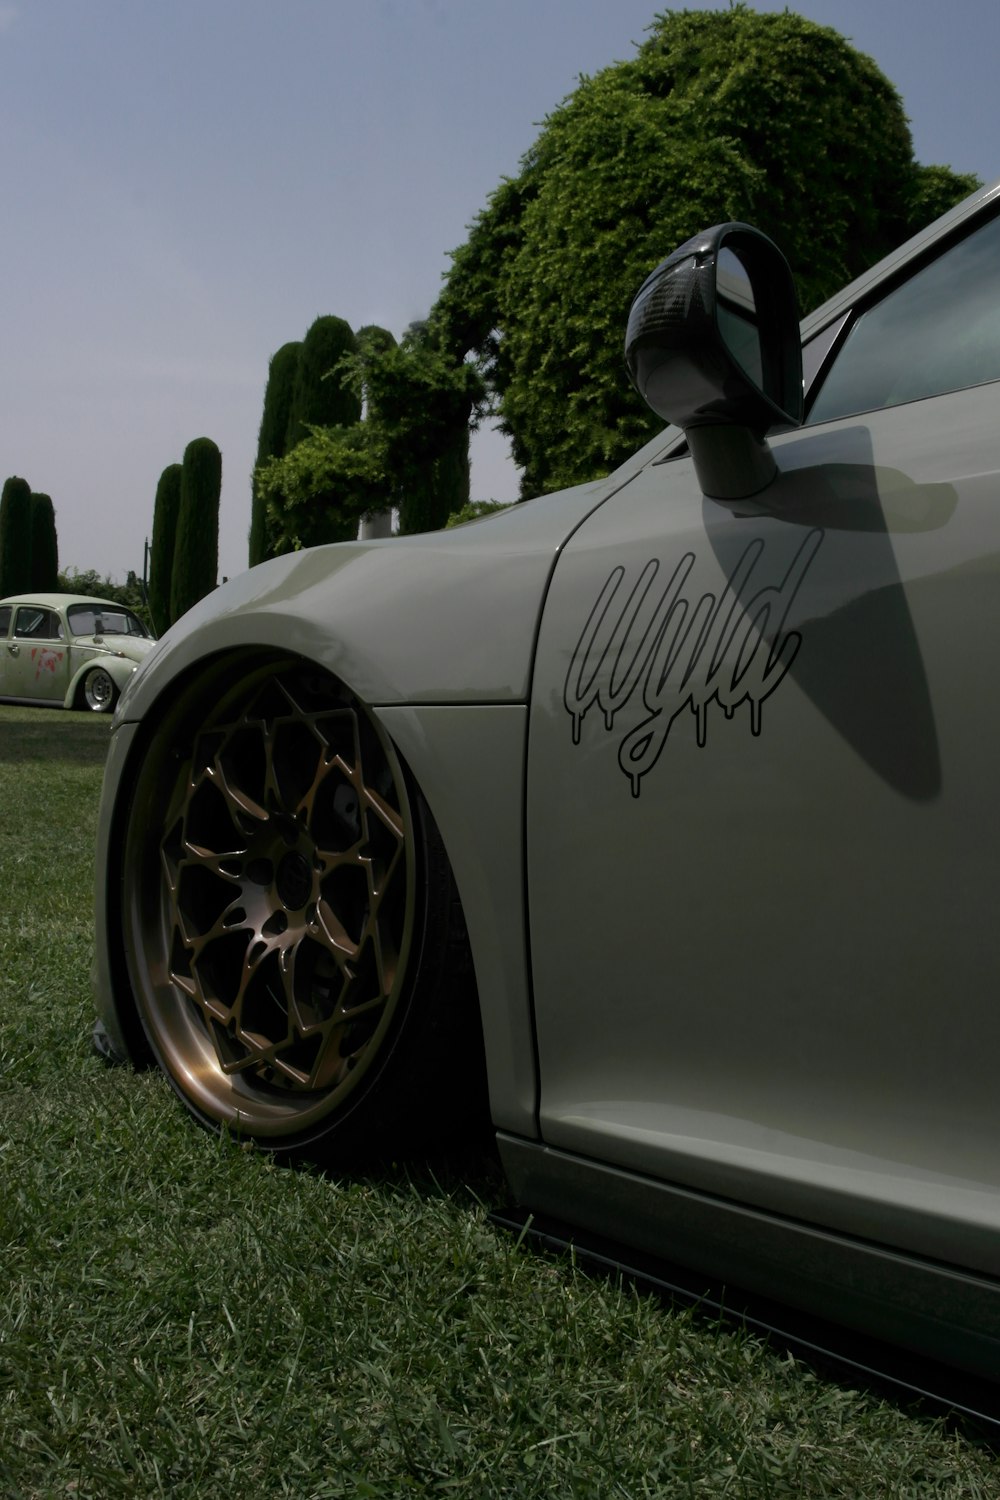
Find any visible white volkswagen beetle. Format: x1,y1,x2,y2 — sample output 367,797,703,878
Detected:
0,593,155,712
93,178,1000,1385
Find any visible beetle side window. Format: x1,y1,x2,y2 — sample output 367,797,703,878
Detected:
14,607,64,640
807,212,1000,425
0,607,11,637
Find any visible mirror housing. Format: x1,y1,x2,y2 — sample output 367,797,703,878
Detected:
625,223,803,500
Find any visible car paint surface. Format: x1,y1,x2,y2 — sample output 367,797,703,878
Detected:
526,387,1000,1280
94,179,1000,1379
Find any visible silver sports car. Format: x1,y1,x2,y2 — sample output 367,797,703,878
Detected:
94,178,1000,1384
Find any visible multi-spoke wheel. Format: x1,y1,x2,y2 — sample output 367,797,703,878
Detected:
83,666,117,712
121,657,479,1158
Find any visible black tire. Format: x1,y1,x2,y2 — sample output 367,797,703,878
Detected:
83,666,118,712
120,654,484,1162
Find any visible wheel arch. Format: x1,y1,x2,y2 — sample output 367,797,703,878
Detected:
94,644,537,1141
64,655,136,710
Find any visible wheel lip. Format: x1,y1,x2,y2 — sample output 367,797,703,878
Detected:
83,666,115,711
120,656,418,1146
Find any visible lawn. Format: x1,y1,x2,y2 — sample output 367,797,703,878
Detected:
0,703,997,1497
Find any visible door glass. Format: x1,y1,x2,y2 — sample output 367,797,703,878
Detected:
14,607,63,640
808,211,1000,424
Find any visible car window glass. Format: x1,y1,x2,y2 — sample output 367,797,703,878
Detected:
807,212,1000,425
14,607,63,640
67,604,147,637
801,313,849,395
0,606,10,636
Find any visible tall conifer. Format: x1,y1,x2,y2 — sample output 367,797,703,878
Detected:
0,476,33,597
285,317,360,448
171,439,221,623
29,492,58,591
249,340,302,567
149,463,183,633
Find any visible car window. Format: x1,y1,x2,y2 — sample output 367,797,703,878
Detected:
14,607,64,640
0,606,10,637
806,211,1000,425
66,604,148,638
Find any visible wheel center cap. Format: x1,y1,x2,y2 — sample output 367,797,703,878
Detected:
276,850,312,910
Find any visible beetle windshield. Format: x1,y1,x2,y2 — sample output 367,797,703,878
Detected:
66,605,150,638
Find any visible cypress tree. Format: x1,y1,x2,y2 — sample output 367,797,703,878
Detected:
285,316,360,449
149,463,183,634
249,340,302,567
355,324,398,384
0,476,33,597
433,425,471,524
355,325,399,534
171,439,221,623
29,492,59,591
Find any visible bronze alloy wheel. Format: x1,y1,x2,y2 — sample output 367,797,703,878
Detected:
122,658,437,1154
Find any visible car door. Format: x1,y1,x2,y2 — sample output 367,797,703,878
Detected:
0,605,12,696
7,605,70,702
526,203,1000,1278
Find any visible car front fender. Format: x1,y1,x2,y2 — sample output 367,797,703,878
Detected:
112,472,642,723
63,652,142,709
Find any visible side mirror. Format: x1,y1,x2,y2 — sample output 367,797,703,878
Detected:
625,223,802,500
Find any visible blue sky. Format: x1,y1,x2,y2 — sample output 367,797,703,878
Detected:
2,0,997,583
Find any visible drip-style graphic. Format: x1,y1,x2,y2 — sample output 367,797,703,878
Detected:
564,529,823,795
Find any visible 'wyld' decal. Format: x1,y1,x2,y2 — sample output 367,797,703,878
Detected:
563,529,824,796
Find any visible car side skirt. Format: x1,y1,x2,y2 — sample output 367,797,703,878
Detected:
497,1133,1000,1383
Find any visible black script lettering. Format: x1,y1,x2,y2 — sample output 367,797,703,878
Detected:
564,529,824,796
563,554,696,743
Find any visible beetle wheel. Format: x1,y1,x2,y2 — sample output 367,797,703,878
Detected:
83,666,117,712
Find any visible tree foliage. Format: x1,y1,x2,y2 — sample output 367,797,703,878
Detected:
171,438,221,622
249,341,302,567
148,463,183,634
29,492,59,591
59,567,153,630
256,424,386,554
445,500,512,529
434,6,980,497
286,317,361,449
907,163,982,234
257,322,483,550
0,475,33,597
351,324,481,535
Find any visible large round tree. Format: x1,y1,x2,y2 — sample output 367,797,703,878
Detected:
434,7,979,497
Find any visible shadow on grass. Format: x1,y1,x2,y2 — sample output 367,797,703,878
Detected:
361,1136,508,1210
0,706,112,765
299,1119,508,1212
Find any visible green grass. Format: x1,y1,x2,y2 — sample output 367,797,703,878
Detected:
0,703,998,1497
